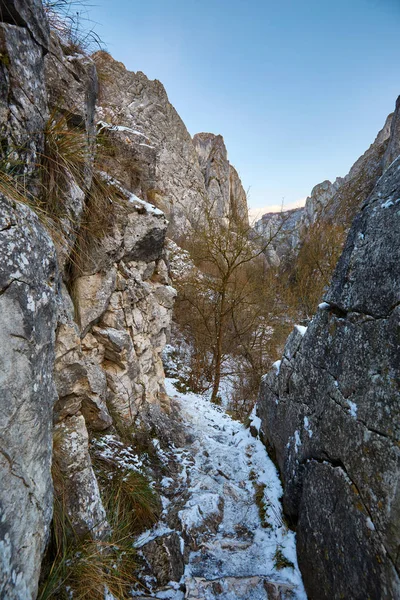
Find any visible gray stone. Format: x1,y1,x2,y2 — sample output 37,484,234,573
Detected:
93,52,249,237
0,19,48,191
53,414,109,539
193,132,249,226
73,267,117,335
257,147,400,598
141,533,185,586
0,0,50,49
0,196,58,600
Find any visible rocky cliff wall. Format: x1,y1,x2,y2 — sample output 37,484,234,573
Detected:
0,3,57,598
256,107,400,598
256,110,394,260
92,52,249,237
193,132,249,225
0,2,177,597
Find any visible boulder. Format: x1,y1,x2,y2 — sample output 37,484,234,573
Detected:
257,144,400,598
0,196,58,599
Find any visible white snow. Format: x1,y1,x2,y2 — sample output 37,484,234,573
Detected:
152,378,308,599
366,517,375,531
303,416,313,439
249,405,262,433
98,171,164,217
128,191,165,216
97,120,147,138
381,199,394,209
295,325,307,336
318,302,330,310
134,524,174,549
346,400,358,418
272,360,281,375
294,430,301,453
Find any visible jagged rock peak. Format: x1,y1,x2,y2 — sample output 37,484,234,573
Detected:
93,51,207,235
193,132,249,225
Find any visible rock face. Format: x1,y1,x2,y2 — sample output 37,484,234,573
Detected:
254,207,304,262
0,197,58,600
93,51,207,234
0,3,58,598
93,52,249,235
255,110,394,259
0,2,180,596
257,110,400,598
193,133,249,225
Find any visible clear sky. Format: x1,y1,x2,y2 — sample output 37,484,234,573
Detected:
84,0,400,216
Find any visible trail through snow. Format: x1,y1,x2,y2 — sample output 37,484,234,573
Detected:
136,379,307,600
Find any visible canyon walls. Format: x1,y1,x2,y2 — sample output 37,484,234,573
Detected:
257,100,400,599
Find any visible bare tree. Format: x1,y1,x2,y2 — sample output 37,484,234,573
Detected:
175,201,289,404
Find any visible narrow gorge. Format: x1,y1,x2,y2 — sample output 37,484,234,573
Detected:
0,2,399,599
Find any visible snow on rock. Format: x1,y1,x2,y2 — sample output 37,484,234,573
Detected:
346,400,358,418
303,416,313,439
249,405,262,433
318,302,330,310
99,171,165,217
272,360,282,375
295,325,307,336
141,378,308,599
97,120,148,138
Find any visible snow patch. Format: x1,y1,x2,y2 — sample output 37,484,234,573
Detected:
295,325,307,336
318,302,330,310
303,416,313,439
347,400,358,418
272,360,281,375
366,517,375,531
97,120,147,138
382,199,394,209
294,430,301,453
249,405,262,433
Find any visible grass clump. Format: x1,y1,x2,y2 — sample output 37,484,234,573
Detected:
104,469,161,536
39,432,161,599
43,1,105,54
40,109,88,215
39,472,139,600
273,546,295,570
254,482,271,529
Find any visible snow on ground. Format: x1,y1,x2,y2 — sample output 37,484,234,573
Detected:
139,378,307,599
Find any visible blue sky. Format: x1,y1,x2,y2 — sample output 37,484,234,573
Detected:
86,0,400,216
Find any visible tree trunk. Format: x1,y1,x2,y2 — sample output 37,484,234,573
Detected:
211,289,226,403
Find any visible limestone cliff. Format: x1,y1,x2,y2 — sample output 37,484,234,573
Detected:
257,102,400,599
0,2,176,596
256,110,393,260
93,52,249,236
193,132,249,225
0,3,56,598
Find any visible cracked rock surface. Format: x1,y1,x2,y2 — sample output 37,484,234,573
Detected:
257,135,400,598
0,197,58,600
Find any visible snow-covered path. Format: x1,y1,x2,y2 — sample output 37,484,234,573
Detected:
136,379,307,600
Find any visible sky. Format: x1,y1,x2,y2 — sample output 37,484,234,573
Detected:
82,0,400,217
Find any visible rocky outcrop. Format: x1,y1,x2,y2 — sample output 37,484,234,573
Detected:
254,207,304,262
93,51,207,235
0,2,58,598
230,164,249,225
255,109,394,260
256,115,400,597
0,197,58,600
92,52,249,236
193,132,249,225
0,2,179,595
